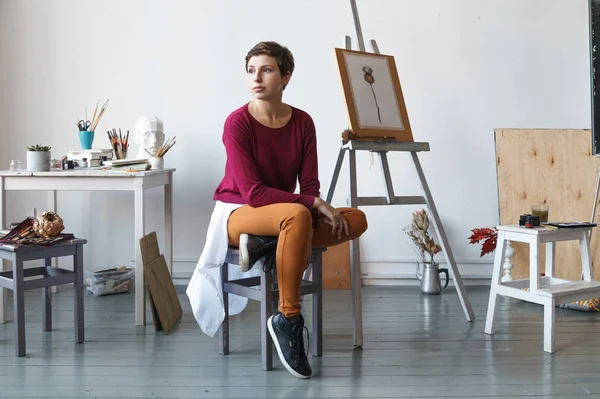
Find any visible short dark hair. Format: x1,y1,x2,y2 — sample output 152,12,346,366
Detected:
245,41,295,86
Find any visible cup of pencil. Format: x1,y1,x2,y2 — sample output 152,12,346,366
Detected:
108,128,129,160
77,99,110,150
146,136,176,170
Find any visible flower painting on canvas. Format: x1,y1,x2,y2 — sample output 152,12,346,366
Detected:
334,48,414,142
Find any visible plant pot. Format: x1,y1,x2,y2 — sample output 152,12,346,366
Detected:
415,261,449,295
26,151,50,172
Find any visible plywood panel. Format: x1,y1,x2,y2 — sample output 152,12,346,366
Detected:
495,128,600,280
322,241,351,289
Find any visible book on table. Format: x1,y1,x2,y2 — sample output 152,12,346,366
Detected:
542,222,597,229
103,158,150,171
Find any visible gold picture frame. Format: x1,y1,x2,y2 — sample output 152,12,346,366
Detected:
334,48,413,142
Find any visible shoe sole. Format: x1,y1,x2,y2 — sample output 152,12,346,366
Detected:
267,314,312,379
238,233,250,272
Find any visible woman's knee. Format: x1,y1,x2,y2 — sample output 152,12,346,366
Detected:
281,203,313,230
342,208,368,238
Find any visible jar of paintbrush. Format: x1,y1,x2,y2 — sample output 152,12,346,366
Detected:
107,128,129,160
148,136,176,170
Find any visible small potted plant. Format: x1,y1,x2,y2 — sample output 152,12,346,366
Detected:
26,144,51,172
405,209,448,294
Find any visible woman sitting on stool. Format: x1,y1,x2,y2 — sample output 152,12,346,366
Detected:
190,41,368,379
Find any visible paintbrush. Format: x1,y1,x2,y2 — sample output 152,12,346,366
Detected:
90,98,110,131
160,139,176,157
90,101,99,128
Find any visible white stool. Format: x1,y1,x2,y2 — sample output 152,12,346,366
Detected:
485,225,600,353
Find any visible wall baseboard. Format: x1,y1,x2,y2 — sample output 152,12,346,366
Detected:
170,257,494,286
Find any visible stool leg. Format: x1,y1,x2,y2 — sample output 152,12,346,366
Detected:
42,258,52,332
312,252,323,357
42,287,52,332
545,242,556,279
485,232,507,335
74,245,84,343
0,259,8,323
13,256,25,357
261,268,273,371
218,263,229,355
543,298,556,353
303,264,312,281
580,231,593,281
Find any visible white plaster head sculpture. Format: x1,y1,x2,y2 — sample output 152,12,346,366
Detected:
134,116,165,158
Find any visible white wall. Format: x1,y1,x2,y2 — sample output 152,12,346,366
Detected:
0,0,592,283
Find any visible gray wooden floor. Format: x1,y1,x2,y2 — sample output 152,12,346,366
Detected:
1,285,600,398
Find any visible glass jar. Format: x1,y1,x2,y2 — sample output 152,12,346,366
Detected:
50,158,63,171
9,160,22,171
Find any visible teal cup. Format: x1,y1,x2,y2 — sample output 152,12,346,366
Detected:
79,131,94,150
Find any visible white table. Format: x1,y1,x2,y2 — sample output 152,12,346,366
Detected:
0,169,175,326
485,224,600,353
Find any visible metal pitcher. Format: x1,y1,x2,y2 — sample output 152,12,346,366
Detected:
416,262,449,295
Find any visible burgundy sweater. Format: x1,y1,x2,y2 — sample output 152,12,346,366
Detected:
213,103,320,211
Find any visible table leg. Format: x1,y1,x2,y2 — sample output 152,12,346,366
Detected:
13,255,25,357
164,175,173,276
74,244,84,343
0,176,7,323
134,179,146,326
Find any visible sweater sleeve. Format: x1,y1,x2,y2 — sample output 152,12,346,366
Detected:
224,116,316,209
298,116,320,199
298,116,321,224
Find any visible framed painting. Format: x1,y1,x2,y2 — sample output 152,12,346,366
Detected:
334,48,413,142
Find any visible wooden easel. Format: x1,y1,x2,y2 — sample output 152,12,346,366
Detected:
331,0,475,347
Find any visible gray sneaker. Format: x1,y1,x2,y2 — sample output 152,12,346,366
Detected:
267,312,312,379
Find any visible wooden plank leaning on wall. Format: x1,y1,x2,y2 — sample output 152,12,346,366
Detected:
495,128,600,280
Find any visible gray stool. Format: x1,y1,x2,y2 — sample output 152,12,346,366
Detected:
219,247,325,371
0,238,86,356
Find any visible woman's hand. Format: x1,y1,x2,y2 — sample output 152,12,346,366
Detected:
313,198,349,239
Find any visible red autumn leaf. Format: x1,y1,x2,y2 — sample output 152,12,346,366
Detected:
468,227,498,257
468,227,496,244
480,236,497,257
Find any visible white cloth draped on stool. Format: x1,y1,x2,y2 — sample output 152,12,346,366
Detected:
186,200,262,337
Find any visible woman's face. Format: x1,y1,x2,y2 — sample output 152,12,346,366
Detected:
246,54,290,100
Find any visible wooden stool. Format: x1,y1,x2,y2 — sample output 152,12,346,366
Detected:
219,247,325,371
485,225,600,353
0,238,86,356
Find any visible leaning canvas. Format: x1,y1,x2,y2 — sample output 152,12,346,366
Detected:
334,48,414,142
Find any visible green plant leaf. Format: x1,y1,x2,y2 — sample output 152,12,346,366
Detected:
26,144,51,151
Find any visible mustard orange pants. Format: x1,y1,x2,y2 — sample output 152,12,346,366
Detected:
228,203,368,318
